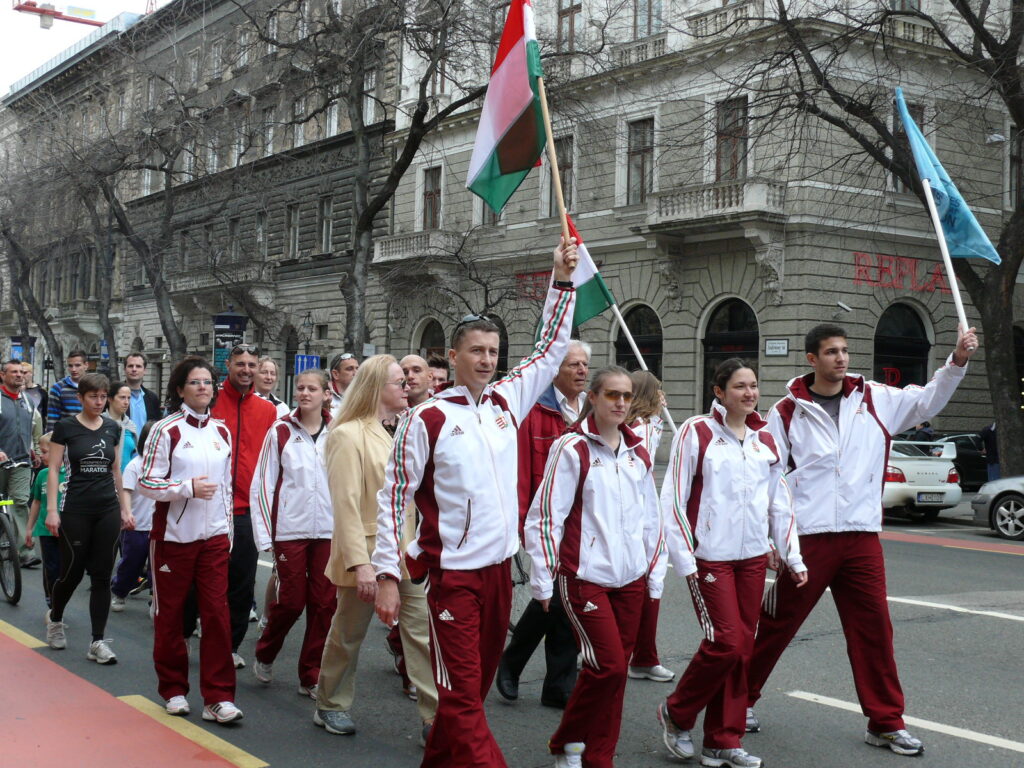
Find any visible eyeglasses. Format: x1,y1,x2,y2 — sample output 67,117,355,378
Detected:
600,389,634,403
230,344,259,356
387,379,408,389
186,379,214,387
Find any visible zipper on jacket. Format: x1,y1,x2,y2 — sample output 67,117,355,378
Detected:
457,499,472,548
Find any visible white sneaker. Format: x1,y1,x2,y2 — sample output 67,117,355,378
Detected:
248,606,258,622
554,742,584,768
298,683,317,699
111,596,126,612
165,695,190,716
253,659,273,684
258,614,269,632
203,701,244,724
232,652,246,669
628,664,675,682
657,701,695,759
45,610,66,650
87,639,117,664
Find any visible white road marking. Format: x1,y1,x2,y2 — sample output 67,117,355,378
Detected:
257,559,273,569
787,691,1024,754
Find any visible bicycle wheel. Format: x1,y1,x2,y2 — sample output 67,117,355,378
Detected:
0,513,22,605
508,549,531,632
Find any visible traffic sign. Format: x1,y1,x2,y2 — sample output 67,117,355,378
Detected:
294,354,320,374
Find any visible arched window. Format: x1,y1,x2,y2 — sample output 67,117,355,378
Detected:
418,319,445,358
702,299,759,411
615,305,663,379
873,303,931,388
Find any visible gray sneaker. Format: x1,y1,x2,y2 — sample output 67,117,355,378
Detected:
253,659,273,684
45,610,66,650
701,747,763,768
745,707,761,733
657,701,694,759
87,638,118,664
865,729,924,756
110,596,126,612
314,708,356,735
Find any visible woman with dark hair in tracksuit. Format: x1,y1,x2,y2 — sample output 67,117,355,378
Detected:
656,358,807,768
524,365,664,768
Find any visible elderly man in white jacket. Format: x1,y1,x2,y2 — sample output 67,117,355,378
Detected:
746,322,979,758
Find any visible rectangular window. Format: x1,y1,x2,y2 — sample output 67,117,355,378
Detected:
316,323,329,340
203,224,214,265
262,107,275,155
210,39,224,79
116,90,127,130
549,136,574,217
267,13,279,53
292,98,305,147
483,200,501,226
229,217,240,261
200,332,210,347
183,138,196,177
286,204,300,257
147,77,158,109
557,0,582,52
256,211,268,258
429,56,447,97
422,166,442,229
296,0,310,38
326,101,339,136
715,97,748,182
237,28,251,67
362,69,377,125
233,113,248,166
179,229,189,269
889,0,920,9
207,136,219,174
318,196,333,253
627,118,654,205
892,101,923,193
187,49,201,86
1011,127,1023,209
633,0,662,38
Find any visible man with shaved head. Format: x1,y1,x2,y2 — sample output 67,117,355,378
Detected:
401,355,432,407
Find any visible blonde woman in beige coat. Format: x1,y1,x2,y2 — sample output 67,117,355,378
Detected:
314,354,437,743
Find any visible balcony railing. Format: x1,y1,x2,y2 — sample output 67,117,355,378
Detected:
167,260,265,293
373,230,464,264
687,0,768,41
649,178,786,226
612,33,668,68
884,17,937,46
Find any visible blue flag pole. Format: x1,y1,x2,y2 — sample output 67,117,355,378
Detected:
919,180,970,333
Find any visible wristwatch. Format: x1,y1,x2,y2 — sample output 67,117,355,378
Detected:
553,280,574,289
376,573,399,583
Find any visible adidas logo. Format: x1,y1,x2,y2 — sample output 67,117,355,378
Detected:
293,436,303,442
704,573,717,583
278,553,288,562
715,438,727,446
591,458,603,467
159,564,171,573
583,601,598,612
181,441,194,449
438,609,455,621
450,426,464,437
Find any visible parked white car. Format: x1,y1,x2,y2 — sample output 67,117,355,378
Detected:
882,441,962,521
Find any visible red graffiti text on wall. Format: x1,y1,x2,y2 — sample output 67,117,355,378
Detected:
852,252,951,294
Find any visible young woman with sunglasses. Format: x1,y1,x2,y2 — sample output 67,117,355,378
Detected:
656,358,807,768
250,368,335,699
139,356,241,723
524,365,664,768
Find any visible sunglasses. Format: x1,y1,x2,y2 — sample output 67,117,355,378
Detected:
454,313,490,332
599,389,634,403
230,343,260,356
330,352,356,370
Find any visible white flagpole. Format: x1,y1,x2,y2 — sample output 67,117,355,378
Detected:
921,180,969,333
610,303,678,435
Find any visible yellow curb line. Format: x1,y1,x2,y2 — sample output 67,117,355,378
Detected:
0,618,46,648
941,544,1024,556
119,695,269,768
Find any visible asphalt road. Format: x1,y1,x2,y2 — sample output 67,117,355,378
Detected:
3,515,1022,768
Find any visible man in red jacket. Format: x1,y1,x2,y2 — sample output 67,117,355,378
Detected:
211,344,277,667
496,339,590,708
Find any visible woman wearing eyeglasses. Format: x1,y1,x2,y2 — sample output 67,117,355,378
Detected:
655,359,806,768
314,355,436,743
524,365,664,768
250,368,335,698
139,356,242,723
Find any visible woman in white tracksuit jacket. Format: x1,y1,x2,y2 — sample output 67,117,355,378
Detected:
250,368,335,697
656,358,807,768
138,356,241,724
525,365,664,768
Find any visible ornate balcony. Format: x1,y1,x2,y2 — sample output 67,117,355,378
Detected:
883,17,937,46
166,259,267,293
686,0,768,41
648,178,786,229
372,229,465,265
612,33,668,68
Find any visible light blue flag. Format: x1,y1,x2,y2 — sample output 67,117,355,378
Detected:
894,88,1001,264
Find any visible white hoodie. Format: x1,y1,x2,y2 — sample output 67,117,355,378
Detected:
661,402,804,577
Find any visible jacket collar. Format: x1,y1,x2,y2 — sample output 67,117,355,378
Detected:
709,400,768,430
536,384,561,413
181,403,211,428
282,408,332,430
434,384,475,407
1,386,19,401
576,413,643,452
787,372,864,402
219,377,252,403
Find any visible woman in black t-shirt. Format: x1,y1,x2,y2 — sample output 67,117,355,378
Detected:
45,373,135,663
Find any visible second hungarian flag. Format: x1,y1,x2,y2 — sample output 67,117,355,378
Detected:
467,0,545,214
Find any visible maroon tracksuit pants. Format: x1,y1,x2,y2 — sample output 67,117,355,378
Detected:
667,555,766,749
551,573,646,768
151,535,235,705
748,532,905,732
630,596,663,667
422,560,512,768
255,538,336,687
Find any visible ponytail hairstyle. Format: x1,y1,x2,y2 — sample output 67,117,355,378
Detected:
626,370,662,424
574,365,633,427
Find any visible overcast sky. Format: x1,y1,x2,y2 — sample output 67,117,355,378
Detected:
1,0,171,95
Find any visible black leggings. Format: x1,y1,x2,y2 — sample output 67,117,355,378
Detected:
50,507,121,641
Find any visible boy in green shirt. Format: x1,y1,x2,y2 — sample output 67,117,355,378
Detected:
26,433,65,607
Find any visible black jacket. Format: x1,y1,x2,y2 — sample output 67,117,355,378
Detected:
141,387,164,423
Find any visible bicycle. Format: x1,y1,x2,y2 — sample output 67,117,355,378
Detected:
0,494,22,605
509,548,531,633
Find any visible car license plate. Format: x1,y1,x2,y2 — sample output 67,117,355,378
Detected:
917,493,943,503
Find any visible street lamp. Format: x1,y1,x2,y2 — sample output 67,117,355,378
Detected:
299,311,314,354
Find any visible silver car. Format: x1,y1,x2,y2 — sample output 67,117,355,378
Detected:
971,476,1024,540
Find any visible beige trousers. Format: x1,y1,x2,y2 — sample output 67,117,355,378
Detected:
316,579,438,723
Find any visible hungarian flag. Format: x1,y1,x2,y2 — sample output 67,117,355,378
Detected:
567,217,615,326
467,0,545,213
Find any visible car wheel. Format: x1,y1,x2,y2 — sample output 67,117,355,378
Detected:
991,493,1024,541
